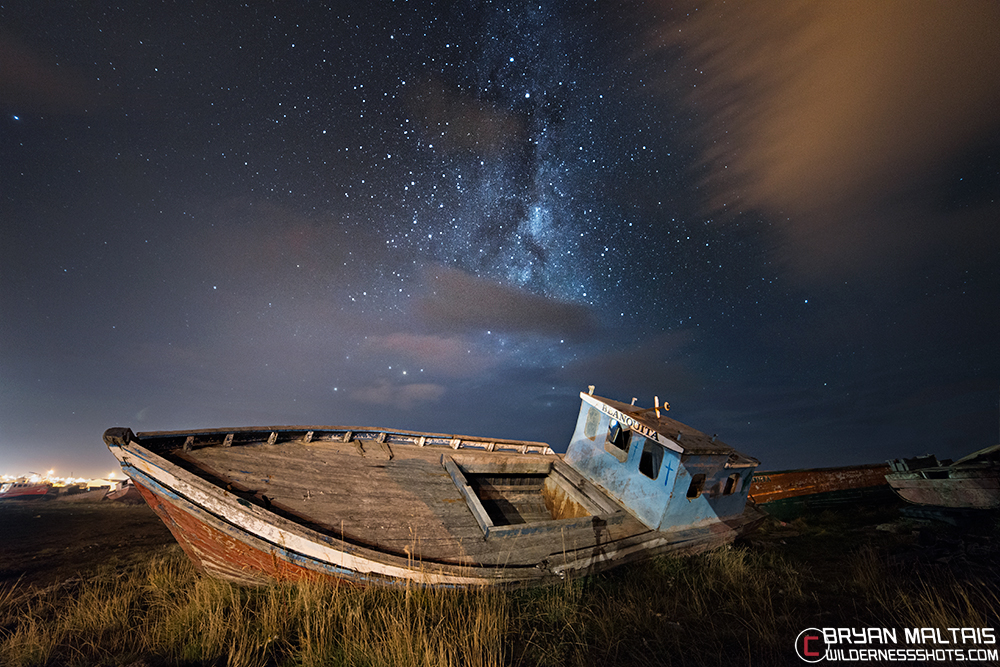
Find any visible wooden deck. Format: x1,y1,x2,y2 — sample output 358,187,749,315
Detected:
170,437,650,567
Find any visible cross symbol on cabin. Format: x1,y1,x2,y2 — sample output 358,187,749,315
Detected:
662,456,675,486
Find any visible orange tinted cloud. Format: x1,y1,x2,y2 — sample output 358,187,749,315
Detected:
0,33,111,114
652,1,1000,278
351,380,447,410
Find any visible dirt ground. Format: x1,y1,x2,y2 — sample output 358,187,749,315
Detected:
0,499,178,590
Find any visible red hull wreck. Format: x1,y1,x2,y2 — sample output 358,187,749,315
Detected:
748,463,892,517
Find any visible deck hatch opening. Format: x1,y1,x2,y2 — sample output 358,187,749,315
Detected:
687,473,706,499
467,473,551,525
448,461,598,533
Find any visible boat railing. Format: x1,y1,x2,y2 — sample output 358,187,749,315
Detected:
126,426,556,456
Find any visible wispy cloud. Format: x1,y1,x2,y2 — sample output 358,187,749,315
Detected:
364,332,499,379
0,33,112,113
415,265,598,338
350,380,447,410
650,1,1000,279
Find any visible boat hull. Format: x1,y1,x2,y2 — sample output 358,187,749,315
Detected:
132,473,402,586
0,483,56,500
886,472,1000,509
55,487,110,503
749,464,891,504
105,482,144,503
108,432,764,587
748,464,893,518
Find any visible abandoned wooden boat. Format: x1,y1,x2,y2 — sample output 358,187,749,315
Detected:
886,445,1000,510
55,485,111,503
748,463,893,519
104,389,763,587
105,479,144,503
0,481,56,500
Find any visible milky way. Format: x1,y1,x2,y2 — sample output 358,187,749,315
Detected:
1,1,998,477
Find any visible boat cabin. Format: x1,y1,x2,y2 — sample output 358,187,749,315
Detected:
564,391,759,531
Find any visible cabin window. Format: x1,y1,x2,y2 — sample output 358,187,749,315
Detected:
723,473,741,495
638,440,663,480
584,407,600,440
604,420,632,462
607,420,630,452
686,473,706,499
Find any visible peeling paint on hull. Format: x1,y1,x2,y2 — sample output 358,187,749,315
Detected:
134,478,395,586
123,461,765,587
120,460,487,587
887,444,1000,510
0,483,56,500
749,464,891,504
886,473,1000,509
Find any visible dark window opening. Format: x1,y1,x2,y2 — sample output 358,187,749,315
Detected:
723,473,741,495
606,420,631,452
604,420,632,462
638,439,664,480
687,473,706,499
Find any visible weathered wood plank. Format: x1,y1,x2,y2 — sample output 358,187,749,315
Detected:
443,457,491,537
185,443,482,560
553,460,620,514
170,438,655,566
544,470,604,516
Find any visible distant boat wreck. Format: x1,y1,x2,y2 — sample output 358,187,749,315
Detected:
0,481,57,500
0,478,138,502
748,463,893,519
886,445,1000,510
104,389,764,587
56,484,110,503
105,478,144,503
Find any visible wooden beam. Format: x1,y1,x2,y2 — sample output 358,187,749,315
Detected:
546,470,606,516
443,457,493,538
553,460,620,515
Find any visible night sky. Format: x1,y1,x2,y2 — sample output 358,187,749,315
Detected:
2,1,999,479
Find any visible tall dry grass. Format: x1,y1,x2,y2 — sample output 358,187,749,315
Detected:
0,551,509,667
849,542,1000,631
2,529,998,666
518,545,808,665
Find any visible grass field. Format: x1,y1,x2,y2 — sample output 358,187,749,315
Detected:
1,502,998,666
